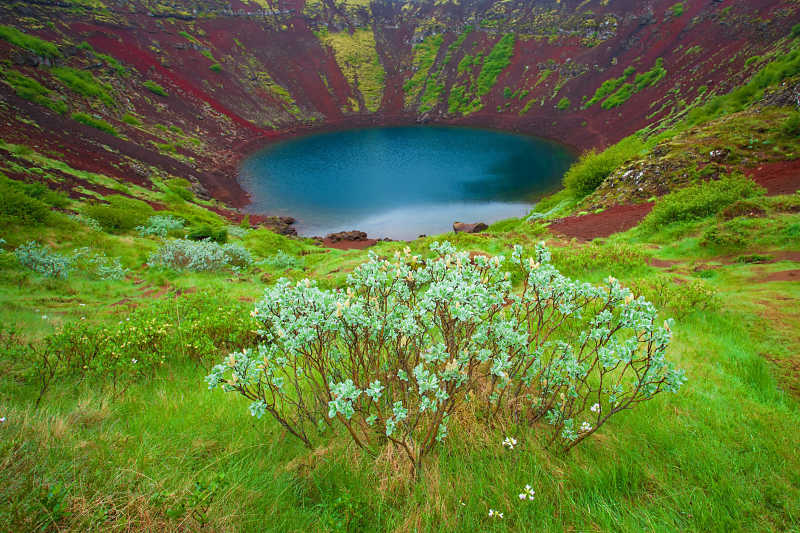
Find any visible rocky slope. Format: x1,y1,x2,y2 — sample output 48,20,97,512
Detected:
0,0,797,218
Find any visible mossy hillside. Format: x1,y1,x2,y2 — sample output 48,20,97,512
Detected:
319,28,385,113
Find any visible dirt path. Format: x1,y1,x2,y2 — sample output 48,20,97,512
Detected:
548,203,654,240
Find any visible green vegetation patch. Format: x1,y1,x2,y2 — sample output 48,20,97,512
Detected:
143,80,168,97
51,67,115,107
71,112,117,135
404,34,443,108
0,68,66,114
563,136,646,197
320,29,385,112
475,34,515,96
0,24,60,58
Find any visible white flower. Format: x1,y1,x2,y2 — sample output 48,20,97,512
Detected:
502,436,517,450
0,417,6,423
488,509,503,519
41,315,47,320
580,421,593,432
519,484,535,501
590,403,601,413
131,358,138,364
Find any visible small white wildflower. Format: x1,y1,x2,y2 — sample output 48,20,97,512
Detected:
0,417,6,423
502,436,517,450
590,403,601,414
41,315,47,320
488,509,503,519
580,421,593,432
519,484,535,501
131,358,138,364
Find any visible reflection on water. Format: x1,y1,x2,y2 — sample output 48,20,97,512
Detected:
238,126,574,239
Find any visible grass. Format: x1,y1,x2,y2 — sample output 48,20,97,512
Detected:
71,112,117,135
51,67,115,107
562,135,646,197
143,80,168,97
1,197,799,530
0,24,60,58
0,68,67,114
475,34,515,97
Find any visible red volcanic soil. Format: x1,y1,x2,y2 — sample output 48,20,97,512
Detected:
756,270,800,283
548,202,654,240
321,238,379,250
746,160,800,196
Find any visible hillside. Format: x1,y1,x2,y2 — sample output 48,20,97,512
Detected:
1,0,797,216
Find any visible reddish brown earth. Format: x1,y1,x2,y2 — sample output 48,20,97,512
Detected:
321,238,379,250
746,160,800,196
756,270,800,283
548,202,654,240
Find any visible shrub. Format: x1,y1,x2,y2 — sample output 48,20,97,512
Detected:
556,97,571,110
71,112,116,135
71,247,129,280
629,275,719,319
0,183,51,225
670,3,684,17
221,243,252,270
563,135,646,197
149,239,251,272
143,80,168,97
14,241,72,279
209,63,222,72
30,293,257,404
263,250,303,271
643,175,765,228
207,242,684,473
187,224,227,244
136,215,185,237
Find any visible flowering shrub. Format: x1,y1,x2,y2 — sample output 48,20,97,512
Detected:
14,241,73,279
67,213,103,232
136,215,185,237
148,239,252,272
207,242,685,472
30,294,257,405
72,247,129,280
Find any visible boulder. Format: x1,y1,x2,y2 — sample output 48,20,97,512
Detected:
453,222,488,234
325,230,368,242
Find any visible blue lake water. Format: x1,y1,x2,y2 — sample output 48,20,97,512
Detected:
238,126,574,240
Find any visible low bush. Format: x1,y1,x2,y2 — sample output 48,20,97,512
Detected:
263,250,304,271
629,275,719,319
71,247,129,280
136,215,185,238
563,135,646,197
13,241,72,279
551,242,648,276
643,175,764,228
29,294,257,405
187,224,227,244
781,112,800,137
207,242,685,474
556,97,571,110
84,198,152,233
149,239,252,272
0,181,52,225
